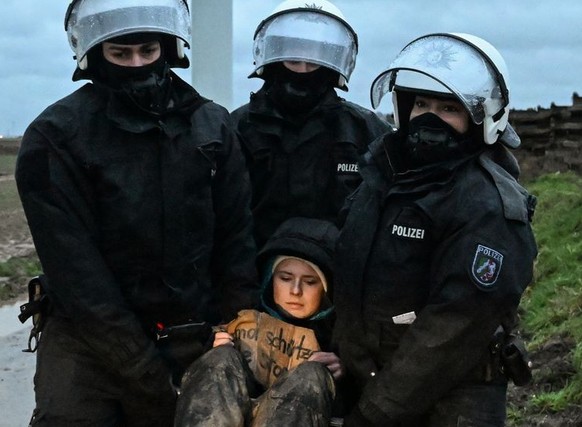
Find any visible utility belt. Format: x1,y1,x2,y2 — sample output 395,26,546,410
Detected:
18,276,51,353
478,325,533,386
17,274,213,352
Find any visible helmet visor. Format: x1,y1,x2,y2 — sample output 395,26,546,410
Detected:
67,0,190,61
371,34,506,124
253,11,357,82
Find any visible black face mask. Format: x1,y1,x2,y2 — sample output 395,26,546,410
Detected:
101,56,172,114
90,39,173,115
98,55,165,86
266,63,337,114
403,113,478,168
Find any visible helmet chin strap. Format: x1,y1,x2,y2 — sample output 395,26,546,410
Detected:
95,57,173,115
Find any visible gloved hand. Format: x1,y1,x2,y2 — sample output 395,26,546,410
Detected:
308,351,344,380
344,405,400,427
343,405,376,427
131,357,177,406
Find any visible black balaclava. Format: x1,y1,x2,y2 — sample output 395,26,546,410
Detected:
91,33,173,115
264,62,338,114
402,112,481,168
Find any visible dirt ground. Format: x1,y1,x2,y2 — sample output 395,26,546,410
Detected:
0,174,580,426
0,173,34,259
0,208,34,262
507,335,582,426
0,180,36,303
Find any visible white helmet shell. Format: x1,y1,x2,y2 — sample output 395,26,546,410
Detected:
65,0,191,70
251,0,358,89
371,33,517,147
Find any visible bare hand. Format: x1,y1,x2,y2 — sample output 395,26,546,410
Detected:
308,351,344,380
213,331,234,347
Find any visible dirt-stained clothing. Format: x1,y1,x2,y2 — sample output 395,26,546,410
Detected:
174,217,340,426
231,86,390,249
334,135,538,426
176,345,335,427
16,73,259,426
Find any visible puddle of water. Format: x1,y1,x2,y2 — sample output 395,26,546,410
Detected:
0,300,28,337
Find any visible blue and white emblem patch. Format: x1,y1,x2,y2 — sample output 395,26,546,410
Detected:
471,244,503,290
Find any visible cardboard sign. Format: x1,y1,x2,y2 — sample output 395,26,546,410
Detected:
226,309,320,387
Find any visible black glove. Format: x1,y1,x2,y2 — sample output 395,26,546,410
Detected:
131,357,177,405
343,406,375,427
344,405,401,427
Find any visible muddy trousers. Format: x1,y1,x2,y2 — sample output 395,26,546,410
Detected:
175,345,335,427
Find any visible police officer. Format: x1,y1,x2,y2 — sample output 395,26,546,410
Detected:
16,1,258,425
333,33,538,426
231,0,390,249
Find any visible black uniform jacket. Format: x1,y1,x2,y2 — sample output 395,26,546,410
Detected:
231,87,390,249
16,74,259,379
333,136,538,423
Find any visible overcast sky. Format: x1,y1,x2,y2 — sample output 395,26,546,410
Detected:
1,0,581,136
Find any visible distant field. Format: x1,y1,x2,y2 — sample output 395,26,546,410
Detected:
0,177,19,211
0,138,20,156
0,154,16,175
0,153,38,300
0,155,19,212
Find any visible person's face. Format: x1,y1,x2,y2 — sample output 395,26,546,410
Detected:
409,95,470,134
282,61,321,73
273,258,325,319
102,41,161,67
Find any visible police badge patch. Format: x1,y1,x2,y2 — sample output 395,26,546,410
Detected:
471,244,503,290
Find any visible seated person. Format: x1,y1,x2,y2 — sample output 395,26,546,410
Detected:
174,217,342,427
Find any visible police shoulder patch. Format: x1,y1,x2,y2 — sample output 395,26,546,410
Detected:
471,244,503,290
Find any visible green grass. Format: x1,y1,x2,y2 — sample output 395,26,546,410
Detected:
0,257,42,300
520,172,582,411
0,257,40,278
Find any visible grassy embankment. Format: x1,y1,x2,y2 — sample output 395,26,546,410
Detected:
512,171,582,417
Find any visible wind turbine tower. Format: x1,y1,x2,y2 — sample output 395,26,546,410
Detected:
191,1,233,110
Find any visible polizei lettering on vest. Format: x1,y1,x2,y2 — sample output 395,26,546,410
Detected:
391,224,425,240
337,163,359,173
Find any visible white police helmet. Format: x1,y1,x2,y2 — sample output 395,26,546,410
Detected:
251,0,358,89
371,33,518,147
65,0,191,72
